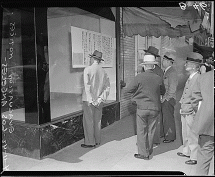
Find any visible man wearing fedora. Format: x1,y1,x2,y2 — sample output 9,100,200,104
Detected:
144,46,164,145
126,55,165,159
81,50,110,148
144,46,164,80
177,52,203,165
161,52,178,143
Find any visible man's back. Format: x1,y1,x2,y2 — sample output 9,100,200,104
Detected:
126,70,165,111
82,63,109,102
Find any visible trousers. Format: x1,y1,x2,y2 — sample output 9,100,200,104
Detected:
136,109,159,157
153,112,162,144
161,98,176,141
195,135,214,175
181,113,199,160
82,101,103,145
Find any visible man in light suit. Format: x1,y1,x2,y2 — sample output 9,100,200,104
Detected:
81,50,110,148
177,52,203,165
126,55,165,159
191,70,214,175
161,52,178,143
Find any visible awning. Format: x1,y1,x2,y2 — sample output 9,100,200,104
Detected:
123,7,202,38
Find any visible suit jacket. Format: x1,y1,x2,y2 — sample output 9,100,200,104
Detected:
163,66,178,101
191,70,214,136
152,64,164,80
82,62,110,103
179,72,200,114
126,70,165,111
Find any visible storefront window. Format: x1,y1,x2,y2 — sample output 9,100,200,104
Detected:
47,7,117,119
1,8,38,123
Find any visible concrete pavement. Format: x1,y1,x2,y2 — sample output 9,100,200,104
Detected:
2,114,214,175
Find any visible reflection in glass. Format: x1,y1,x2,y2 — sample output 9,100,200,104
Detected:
1,8,25,122
47,7,116,119
1,8,38,124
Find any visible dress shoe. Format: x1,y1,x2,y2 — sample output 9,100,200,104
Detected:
177,152,190,158
163,139,174,143
81,144,95,148
134,154,149,160
185,160,197,165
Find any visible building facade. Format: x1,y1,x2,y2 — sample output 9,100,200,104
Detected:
1,6,200,160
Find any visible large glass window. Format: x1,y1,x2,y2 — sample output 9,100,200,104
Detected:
47,7,117,119
1,8,37,123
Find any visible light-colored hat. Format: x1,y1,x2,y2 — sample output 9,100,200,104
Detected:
163,52,175,62
141,55,158,65
186,52,203,64
89,50,104,61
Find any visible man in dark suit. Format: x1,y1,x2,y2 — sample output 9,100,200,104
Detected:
144,46,164,79
126,55,165,160
161,52,178,143
191,70,214,175
177,52,203,165
144,46,164,145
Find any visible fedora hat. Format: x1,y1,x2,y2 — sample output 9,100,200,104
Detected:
193,43,213,59
163,52,175,62
141,55,158,65
144,46,160,57
89,50,104,61
186,52,203,64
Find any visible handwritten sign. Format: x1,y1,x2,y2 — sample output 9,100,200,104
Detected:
179,1,207,11
71,26,115,68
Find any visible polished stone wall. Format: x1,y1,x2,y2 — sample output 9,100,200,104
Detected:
2,122,41,159
2,102,120,159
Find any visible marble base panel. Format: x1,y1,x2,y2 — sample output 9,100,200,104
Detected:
2,102,120,159
2,121,41,159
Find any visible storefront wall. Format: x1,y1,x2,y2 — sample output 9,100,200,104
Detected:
1,7,120,159
120,20,193,122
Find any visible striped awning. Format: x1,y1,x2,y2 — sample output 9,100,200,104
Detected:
123,7,202,38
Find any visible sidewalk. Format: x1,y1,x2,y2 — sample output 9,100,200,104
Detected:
2,114,214,174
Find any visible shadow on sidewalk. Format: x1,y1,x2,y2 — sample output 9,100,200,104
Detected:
46,112,182,164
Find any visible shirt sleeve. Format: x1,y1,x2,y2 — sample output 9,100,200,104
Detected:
191,76,202,112
83,67,93,103
99,72,110,101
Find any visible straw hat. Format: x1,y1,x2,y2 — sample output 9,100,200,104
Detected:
141,55,158,65
163,52,175,62
186,52,203,64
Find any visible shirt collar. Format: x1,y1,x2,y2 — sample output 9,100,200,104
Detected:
164,66,171,73
189,71,198,79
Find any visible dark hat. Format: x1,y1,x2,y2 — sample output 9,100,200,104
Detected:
186,52,203,64
163,52,175,62
89,50,104,61
193,43,213,59
144,46,160,57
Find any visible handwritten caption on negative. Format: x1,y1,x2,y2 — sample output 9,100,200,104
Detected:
179,1,207,11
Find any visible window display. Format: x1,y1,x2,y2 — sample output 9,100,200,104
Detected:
47,7,116,119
